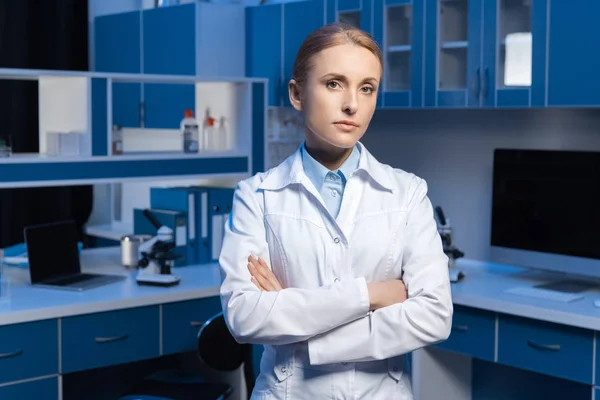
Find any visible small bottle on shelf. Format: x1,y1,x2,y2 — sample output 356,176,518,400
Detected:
216,116,228,151
202,108,216,151
181,109,199,154
112,125,123,155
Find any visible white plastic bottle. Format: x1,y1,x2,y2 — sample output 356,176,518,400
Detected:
203,108,216,151
180,109,199,153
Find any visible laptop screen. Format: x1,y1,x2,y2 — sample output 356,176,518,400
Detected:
24,220,81,284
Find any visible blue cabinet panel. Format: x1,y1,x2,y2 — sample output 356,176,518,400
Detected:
0,377,58,400
0,319,58,384
94,11,141,73
144,83,195,129
61,306,160,374
373,0,384,107
162,297,222,355
252,82,266,174
497,314,594,385
112,83,142,128
465,0,483,108
246,4,283,107
547,0,600,107
435,306,495,362
339,0,361,11
283,0,325,107
95,11,142,128
530,0,548,107
143,4,196,76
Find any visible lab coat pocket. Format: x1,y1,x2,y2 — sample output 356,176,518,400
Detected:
252,345,294,399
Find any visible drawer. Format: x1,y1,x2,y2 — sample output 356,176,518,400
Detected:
0,377,58,400
61,305,160,373
0,319,58,384
162,296,222,355
497,314,594,384
434,305,496,361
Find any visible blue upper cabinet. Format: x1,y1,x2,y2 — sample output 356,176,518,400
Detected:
246,4,283,107
547,0,600,107
424,0,482,107
481,0,548,108
375,0,425,108
95,11,142,128
143,4,196,129
283,0,326,107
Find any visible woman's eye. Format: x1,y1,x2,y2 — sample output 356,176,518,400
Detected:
361,86,374,94
326,81,340,89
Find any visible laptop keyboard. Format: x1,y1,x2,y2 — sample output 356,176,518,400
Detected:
49,274,95,286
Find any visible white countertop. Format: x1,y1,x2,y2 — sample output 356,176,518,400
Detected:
453,258,600,331
0,247,222,326
4,247,600,332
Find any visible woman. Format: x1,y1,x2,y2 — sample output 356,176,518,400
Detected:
219,23,453,399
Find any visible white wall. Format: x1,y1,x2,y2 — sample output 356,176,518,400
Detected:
361,108,600,262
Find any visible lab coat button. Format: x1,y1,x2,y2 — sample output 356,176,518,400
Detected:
334,277,340,282
280,366,287,374
331,190,337,197
334,237,340,244
341,362,349,366
392,367,399,372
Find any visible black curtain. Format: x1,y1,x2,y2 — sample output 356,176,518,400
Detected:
0,0,92,248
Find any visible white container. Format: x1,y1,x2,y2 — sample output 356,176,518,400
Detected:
46,131,86,157
180,110,200,153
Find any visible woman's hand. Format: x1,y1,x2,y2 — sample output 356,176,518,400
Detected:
248,255,283,291
367,279,408,311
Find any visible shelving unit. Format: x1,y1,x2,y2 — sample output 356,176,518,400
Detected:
0,68,267,189
438,0,469,90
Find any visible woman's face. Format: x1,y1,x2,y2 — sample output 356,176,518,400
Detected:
290,42,381,151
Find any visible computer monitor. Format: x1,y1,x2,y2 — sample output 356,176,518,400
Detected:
490,148,600,279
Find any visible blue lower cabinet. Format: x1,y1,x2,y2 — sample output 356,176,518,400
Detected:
162,297,222,355
497,314,594,384
61,306,160,374
0,377,58,400
434,305,495,362
0,319,58,384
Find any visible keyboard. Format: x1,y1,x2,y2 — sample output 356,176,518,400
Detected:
504,286,585,303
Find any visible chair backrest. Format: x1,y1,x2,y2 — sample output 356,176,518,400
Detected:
197,312,255,398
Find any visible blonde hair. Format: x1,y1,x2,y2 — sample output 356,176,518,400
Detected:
291,23,383,87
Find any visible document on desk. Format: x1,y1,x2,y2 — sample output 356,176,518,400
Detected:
504,32,532,87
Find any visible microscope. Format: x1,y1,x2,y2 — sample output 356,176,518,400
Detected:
435,206,465,282
136,209,181,287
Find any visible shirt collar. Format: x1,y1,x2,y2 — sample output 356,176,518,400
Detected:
301,143,360,191
258,141,395,192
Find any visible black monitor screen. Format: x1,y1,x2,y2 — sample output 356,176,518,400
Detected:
491,149,600,260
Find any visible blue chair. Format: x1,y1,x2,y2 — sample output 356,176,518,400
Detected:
120,312,255,400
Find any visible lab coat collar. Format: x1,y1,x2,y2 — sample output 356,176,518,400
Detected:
259,141,395,192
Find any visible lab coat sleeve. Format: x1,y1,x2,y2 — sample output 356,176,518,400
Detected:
307,177,453,364
219,178,371,346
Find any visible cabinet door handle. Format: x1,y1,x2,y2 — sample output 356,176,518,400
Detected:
470,67,481,102
482,66,489,104
94,334,130,343
190,321,205,327
451,325,469,333
0,349,23,359
526,339,560,352
139,101,145,128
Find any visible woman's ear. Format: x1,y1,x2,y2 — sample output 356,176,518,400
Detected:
288,79,303,111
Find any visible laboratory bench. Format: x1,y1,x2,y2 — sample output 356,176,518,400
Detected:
3,246,600,399
0,247,224,399
413,258,600,400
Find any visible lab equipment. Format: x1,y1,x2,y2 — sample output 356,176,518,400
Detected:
24,220,125,291
435,206,465,283
120,234,153,268
202,107,216,151
136,209,181,287
181,109,199,153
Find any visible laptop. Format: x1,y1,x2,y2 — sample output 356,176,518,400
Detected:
24,220,125,291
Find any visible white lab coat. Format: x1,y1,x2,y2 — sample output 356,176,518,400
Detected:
219,142,453,400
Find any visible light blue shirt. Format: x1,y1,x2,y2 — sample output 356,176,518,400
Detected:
301,143,361,218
